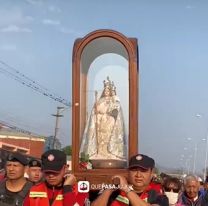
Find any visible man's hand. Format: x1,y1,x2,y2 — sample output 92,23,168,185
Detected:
63,173,77,186
112,175,129,191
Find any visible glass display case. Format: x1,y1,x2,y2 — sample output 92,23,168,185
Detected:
72,29,138,185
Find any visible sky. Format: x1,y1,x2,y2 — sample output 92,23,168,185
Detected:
1,0,208,176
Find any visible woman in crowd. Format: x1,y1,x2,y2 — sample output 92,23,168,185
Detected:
163,176,182,206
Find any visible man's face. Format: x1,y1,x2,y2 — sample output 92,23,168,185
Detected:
6,161,25,180
128,167,153,192
184,180,199,199
44,166,65,186
28,167,42,183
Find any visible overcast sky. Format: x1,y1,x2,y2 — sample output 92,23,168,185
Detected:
1,0,208,175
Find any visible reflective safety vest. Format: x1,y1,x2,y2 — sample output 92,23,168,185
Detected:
29,182,63,206
110,184,167,206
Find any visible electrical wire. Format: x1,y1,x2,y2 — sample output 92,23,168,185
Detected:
0,119,43,137
0,60,71,107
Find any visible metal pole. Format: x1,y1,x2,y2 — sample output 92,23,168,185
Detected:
193,143,197,174
195,114,208,180
186,159,190,175
52,107,64,149
204,134,208,181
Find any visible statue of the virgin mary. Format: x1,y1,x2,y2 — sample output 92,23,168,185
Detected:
80,77,127,168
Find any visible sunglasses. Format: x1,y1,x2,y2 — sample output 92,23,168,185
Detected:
164,187,180,193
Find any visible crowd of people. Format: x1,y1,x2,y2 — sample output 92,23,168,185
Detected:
0,150,208,206
0,150,88,206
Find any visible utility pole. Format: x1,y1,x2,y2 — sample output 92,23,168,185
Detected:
52,106,64,149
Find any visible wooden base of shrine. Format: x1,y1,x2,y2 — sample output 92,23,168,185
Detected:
75,168,128,189
91,159,127,169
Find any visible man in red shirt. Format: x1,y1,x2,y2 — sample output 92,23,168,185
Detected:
23,149,88,206
92,154,168,206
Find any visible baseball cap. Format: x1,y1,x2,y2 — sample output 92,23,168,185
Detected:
29,159,42,168
7,152,28,166
129,154,155,170
41,149,66,173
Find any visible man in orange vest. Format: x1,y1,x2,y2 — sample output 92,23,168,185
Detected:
92,154,168,206
23,149,88,206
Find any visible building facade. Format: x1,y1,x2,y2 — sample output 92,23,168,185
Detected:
0,130,45,158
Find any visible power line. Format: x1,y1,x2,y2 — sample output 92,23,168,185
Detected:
0,119,43,137
0,111,50,135
0,60,71,107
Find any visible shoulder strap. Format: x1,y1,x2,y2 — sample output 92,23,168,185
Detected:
0,180,15,205
0,179,6,194
107,190,121,206
18,181,33,199
147,189,157,203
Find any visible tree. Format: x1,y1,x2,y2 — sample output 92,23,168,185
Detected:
62,145,72,156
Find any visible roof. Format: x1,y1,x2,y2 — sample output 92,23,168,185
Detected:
0,129,45,141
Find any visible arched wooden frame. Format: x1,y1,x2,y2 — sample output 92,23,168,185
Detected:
72,29,138,182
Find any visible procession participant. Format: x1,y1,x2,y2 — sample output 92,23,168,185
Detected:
24,149,88,206
27,159,43,184
0,152,32,206
163,176,181,206
176,175,208,206
92,154,168,206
